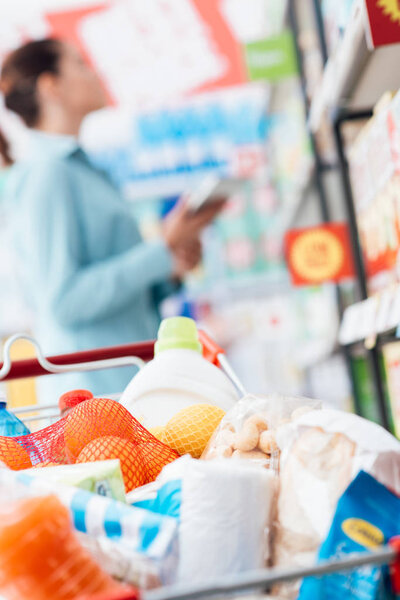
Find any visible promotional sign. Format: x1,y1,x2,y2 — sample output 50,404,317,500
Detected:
382,342,400,437
365,0,400,48
0,0,295,111
83,84,269,199
348,90,400,294
244,30,297,82
0,0,295,199
285,223,355,286
46,0,248,108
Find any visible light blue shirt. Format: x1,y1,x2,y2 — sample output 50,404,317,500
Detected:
5,132,178,400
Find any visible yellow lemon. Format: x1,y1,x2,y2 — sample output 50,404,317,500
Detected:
163,404,225,459
148,426,165,442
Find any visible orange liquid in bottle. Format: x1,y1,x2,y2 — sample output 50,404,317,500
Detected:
0,494,123,600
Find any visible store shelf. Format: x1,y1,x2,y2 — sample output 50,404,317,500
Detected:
338,285,400,348
309,0,400,133
345,331,400,352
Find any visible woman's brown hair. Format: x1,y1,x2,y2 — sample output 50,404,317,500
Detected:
0,38,63,167
0,129,12,166
0,38,63,128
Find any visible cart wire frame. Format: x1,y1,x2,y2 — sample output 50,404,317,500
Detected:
1,334,400,599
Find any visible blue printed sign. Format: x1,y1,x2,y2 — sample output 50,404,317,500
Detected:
83,84,270,199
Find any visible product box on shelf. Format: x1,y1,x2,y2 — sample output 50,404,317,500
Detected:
348,93,400,295
382,342,400,438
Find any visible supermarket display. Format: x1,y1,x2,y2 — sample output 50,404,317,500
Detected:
348,91,400,296
120,317,239,429
2,1,400,599
321,0,356,55
383,342,400,438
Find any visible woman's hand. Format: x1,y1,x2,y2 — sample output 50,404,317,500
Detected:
172,238,202,278
163,197,225,252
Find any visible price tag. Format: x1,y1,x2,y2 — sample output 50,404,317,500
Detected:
387,283,400,330
375,287,396,334
358,296,379,340
339,302,363,345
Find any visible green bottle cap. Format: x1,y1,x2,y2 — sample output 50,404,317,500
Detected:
155,317,202,355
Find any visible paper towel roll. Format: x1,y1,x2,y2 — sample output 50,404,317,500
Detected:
178,459,276,583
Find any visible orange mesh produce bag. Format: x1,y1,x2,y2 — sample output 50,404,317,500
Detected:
0,397,179,490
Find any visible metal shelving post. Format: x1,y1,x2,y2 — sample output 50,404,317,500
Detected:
287,0,364,417
332,108,391,431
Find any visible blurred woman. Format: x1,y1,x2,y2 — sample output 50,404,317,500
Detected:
0,39,222,400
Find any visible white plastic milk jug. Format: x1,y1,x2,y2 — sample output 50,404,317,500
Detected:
119,317,239,428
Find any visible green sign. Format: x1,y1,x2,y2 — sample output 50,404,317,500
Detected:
244,30,298,82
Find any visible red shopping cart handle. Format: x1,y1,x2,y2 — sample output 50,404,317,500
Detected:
198,329,225,367
0,341,156,382
0,332,224,382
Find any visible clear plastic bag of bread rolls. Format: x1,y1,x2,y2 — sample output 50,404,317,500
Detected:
201,393,321,470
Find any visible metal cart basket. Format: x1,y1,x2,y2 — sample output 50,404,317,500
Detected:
0,334,399,600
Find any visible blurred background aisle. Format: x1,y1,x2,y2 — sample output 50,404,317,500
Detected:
2,0,400,435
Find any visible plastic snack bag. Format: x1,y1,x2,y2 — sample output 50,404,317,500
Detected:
272,408,400,599
77,533,164,589
24,459,127,502
0,494,126,600
299,470,400,600
0,467,179,586
201,393,320,467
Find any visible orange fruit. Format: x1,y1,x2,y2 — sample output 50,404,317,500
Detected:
64,398,135,462
0,437,32,470
137,441,177,481
163,404,225,458
76,436,147,492
33,461,60,468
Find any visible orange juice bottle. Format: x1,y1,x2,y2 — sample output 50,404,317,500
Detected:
0,494,123,600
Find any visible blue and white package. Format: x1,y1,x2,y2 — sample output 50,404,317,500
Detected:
133,479,182,520
0,468,178,567
299,470,400,600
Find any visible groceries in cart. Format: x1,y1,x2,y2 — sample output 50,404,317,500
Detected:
119,316,239,429
202,393,320,465
0,317,399,599
0,492,130,600
24,459,127,501
299,470,400,600
0,395,179,491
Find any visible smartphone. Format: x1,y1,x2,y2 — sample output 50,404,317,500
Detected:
185,175,247,214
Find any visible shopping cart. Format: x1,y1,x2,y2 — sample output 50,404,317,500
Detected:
0,330,245,429
145,539,400,600
1,334,400,599
0,333,154,428
94,540,400,600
